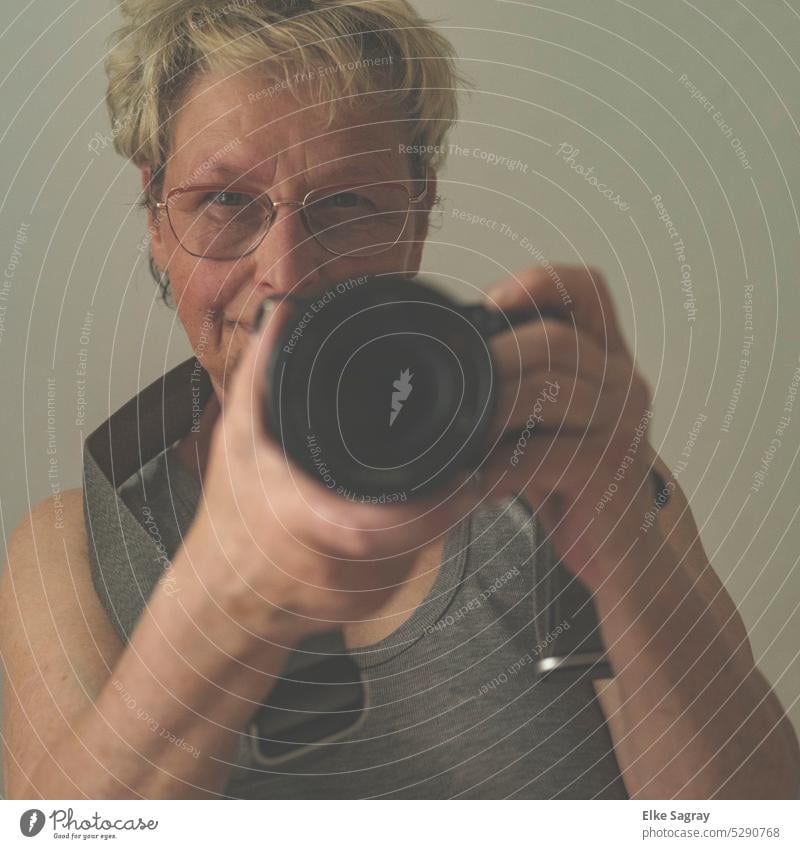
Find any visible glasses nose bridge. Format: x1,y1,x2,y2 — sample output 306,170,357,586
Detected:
265,197,311,239
270,199,305,211
267,197,307,226
258,195,322,264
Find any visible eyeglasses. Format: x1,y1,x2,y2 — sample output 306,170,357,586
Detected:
152,173,428,260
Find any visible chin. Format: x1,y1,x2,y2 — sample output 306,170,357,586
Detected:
211,346,248,395
194,319,256,403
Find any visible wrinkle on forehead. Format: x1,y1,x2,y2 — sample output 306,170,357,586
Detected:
167,68,411,191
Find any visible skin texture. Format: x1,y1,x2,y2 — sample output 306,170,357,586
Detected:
147,67,447,648
476,268,800,797
1,62,797,800
147,67,434,400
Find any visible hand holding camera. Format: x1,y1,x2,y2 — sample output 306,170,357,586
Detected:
182,284,487,651
261,273,560,504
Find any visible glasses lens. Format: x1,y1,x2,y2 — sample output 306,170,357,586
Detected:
304,184,410,257
168,189,269,259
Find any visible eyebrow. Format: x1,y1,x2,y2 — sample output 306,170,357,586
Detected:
204,163,250,180
186,148,398,186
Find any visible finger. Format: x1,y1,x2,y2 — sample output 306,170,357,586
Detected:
264,473,476,567
483,265,631,357
489,318,609,385
487,368,627,443
306,470,482,555
223,296,296,449
246,297,298,442
476,429,593,503
480,400,654,506
488,370,588,442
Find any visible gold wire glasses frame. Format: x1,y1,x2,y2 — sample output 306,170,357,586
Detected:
152,171,429,261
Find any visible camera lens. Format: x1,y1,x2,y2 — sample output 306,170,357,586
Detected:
264,275,496,501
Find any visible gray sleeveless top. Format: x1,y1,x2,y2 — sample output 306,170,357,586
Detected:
82,356,626,799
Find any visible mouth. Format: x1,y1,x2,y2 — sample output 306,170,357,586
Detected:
223,297,285,334
223,318,255,333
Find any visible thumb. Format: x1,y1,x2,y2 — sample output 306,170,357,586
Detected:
225,296,298,446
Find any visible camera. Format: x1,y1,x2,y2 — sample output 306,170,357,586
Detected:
250,274,613,764
262,273,559,502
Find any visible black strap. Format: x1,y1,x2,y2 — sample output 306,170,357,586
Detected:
246,629,366,765
85,356,213,490
83,358,367,762
516,493,614,683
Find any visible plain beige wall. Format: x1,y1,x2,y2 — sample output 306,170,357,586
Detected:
1,0,799,795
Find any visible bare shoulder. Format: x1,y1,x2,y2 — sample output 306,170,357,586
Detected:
0,489,124,797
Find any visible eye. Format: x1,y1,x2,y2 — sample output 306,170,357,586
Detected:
328,191,373,209
203,191,252,207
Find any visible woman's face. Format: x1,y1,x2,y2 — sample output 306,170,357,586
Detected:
146,67,436,400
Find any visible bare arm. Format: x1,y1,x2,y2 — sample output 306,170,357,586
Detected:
592,450,800,799
2,316,481,800
1,490,289,799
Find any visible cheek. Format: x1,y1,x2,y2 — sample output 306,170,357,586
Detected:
171,260,252,354
171,257,247,311
378,242,418,276
391,214,428,272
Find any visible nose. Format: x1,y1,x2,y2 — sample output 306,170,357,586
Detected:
250,201,330,299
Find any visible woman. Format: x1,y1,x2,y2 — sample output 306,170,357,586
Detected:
2,0,797,800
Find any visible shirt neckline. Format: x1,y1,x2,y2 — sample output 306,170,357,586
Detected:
345,508,472,668
157,439,473,669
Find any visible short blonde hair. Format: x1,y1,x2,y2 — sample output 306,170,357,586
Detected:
105,0,465,187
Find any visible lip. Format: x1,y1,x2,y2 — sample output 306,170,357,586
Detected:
224,318,255,332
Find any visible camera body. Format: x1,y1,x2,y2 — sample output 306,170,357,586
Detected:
262,273,555,501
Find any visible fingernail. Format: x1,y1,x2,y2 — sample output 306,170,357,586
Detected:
483,285,514,308
253,298,275,332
